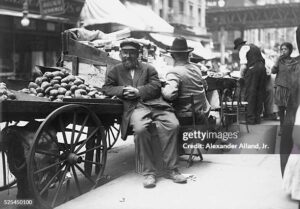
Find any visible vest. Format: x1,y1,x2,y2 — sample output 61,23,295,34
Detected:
246,44,265,68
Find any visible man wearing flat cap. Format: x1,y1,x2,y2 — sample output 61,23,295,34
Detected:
234,37,267,124
162,37,210,117
102,39,187,188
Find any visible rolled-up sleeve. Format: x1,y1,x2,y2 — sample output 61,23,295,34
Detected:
239,45,250,65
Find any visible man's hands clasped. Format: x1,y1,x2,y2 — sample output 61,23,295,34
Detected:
123,86,140,100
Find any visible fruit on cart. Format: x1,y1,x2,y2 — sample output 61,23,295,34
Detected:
7,91,16,100
21,70,108,101
37,93,44,97
41,81,51,90
65,91,72,96
29,88,37,95
58,87,67,95
74,79,83,86
70,85,78,93
28,82,38,89
0,88,7,96
52,84,61,89
49,89,59,97
0,82,16,101
45,86,54,94
0,82,7,89
50,79,60,86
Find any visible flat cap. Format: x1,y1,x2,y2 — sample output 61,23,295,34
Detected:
120,40,141,51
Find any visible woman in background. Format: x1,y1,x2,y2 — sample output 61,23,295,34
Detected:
272,42,298,135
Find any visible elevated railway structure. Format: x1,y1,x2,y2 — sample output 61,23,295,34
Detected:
206,2,300,63
206,2,300,31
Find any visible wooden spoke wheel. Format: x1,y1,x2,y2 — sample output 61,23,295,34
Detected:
105,121,121,150
27,104,107,209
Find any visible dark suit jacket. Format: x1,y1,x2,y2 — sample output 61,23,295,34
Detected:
102,62,173,139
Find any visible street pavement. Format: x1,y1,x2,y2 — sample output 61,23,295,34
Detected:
1,120,298,209
56,121,298,209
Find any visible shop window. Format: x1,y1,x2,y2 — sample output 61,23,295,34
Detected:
190,5,193,17
179,1,184,14
168,0,173,8
0,32,13,75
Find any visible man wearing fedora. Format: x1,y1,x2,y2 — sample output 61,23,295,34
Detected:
162,37,210,117
233,37,267,124
102,39,187,188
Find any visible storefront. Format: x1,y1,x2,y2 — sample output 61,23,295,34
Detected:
0,0,84,80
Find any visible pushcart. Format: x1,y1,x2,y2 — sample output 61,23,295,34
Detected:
0,97,123,209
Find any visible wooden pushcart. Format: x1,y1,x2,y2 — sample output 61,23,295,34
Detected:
0,98,123,209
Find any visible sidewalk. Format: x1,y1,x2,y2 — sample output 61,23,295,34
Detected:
56,121,298,209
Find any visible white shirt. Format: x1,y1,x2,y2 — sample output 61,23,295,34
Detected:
239,45,250,65
130,69,135,78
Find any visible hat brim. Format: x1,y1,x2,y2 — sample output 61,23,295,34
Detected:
167,48,194,53
121,45,139,50
234,41,246,50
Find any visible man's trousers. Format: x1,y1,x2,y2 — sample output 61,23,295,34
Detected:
130,104,180,176
244,62,267,123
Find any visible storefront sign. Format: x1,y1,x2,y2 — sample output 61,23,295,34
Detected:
39,0,65,16
0,0,85,20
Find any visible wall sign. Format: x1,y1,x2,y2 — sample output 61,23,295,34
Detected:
39,0,65,16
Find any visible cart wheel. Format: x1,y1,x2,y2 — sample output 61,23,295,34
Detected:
0,151,17,191
27,104,107,209
105,122,121,150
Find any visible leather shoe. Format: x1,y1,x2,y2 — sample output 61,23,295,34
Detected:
143,175,156,188
165,169,187,183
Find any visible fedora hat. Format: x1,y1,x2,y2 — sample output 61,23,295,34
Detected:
120,40,141,51
167,37,194,53
234,38,246,50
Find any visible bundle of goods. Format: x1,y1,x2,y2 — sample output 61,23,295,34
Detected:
0,82,16,101
20,70,106,102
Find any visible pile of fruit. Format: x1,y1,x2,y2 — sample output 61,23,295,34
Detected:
0,82,16,101
20,70,106,102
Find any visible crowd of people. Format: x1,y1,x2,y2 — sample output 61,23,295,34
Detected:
103,28,300,207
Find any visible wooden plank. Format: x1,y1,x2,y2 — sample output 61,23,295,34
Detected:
0,100,123,122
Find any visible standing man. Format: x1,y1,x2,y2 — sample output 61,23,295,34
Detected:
234,38,267,124
102,39,187,188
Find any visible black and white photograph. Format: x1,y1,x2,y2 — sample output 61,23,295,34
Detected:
0,0,300,209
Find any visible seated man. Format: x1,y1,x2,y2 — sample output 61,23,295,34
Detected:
162,37,211,118
102,40,187,188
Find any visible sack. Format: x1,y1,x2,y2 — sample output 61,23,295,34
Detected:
1,121,59,198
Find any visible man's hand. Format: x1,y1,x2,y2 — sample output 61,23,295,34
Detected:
123,86,140,100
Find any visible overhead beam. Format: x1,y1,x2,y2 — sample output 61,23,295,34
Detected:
206,3,300,31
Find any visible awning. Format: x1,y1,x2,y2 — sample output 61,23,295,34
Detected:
149,33,215,60
80,0,145,30
124,2,174,33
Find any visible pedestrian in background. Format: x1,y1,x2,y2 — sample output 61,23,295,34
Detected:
272,42,298,135
279,26,300,177
233,38,267,124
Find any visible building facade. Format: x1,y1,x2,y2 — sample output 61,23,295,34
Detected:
0,0,84,81
151,0,207,35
